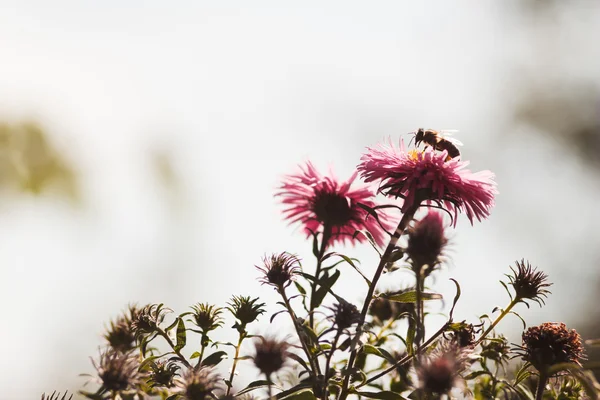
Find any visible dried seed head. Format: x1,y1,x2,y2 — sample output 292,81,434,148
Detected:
507,259,552,306
330,299,361,331
256,252,301,288
104,315,136,353
190,303,224,332
176,367,221,400
131,304,171,338
253,336,290,376
447,322,477,348
406,211,448,276
519,322,585,374
92,349,140,392
148,359,180,388
227,296,266,328
480,335,510,363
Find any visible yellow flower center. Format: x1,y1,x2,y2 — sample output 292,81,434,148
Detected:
407,149,424,161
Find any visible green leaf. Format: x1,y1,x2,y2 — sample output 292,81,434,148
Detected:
175,318,186,351
165,395,181,400
288,352,311,372
280,389,316,400
275,383,313,399
464,370,492,380
448,278,461,320
353,390,406,399
294,281,307,295
190,351,201,359
312,269,340,308
361,344,384,358
406,318,416,355
201,351,228,366
236,379,271,396
383,291,442,303
325,253,371,286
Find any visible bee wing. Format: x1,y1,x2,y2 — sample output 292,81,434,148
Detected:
439,130,463,146
446,137,463,147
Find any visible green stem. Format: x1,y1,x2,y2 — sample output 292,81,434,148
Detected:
157,328,193,369
415,271,425,356
322,331,342,400
226,331,246,395
267,374,274,399
357,322,449,389
338,204,419,400
475,299,518,346
309,227,332,329
279,286,322,378
535,373,547,400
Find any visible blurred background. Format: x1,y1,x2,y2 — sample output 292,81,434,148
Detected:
1,1,599,398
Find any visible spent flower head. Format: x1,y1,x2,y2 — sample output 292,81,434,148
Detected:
256,252,301,289
329,298,361,332
227,295,266,327
174,367,221,400
446,322,478,348
189,303,224,333
91,349,141,393
147,359,180,388
277,161,391,247
253,336,290,377
104,314,136,353
517,322,585,375
406,210,448,275
358,138,497,225
131,303,171,338
506,259,552,307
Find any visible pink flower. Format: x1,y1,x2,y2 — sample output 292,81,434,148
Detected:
276,161,390,247
357,139,497,225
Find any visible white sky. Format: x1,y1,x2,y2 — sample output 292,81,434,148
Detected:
0,1,599,398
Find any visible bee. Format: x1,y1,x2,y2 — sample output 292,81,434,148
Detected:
413,128,462,160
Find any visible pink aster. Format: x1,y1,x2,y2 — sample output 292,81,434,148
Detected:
357,139,497,225
276,161,390,247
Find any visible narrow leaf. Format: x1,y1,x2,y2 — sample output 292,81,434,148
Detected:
236,380,271,396
383,291,442,303
175,318,186,351
201,351,228,367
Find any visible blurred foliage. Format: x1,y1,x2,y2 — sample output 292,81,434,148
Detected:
0,121,78,201
516,84,600,167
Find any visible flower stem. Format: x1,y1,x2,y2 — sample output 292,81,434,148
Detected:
279,286,322,378
357,322,449,389
267,374,274,399
322,331,341,400
226,331,246,395
475,299,518,346
415,271,425,356
157,328,193,369
535,373,547,400
338,204,419,400
309,227,331,329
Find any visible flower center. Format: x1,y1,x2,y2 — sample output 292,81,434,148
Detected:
407,149,423,161
312,189,354,227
